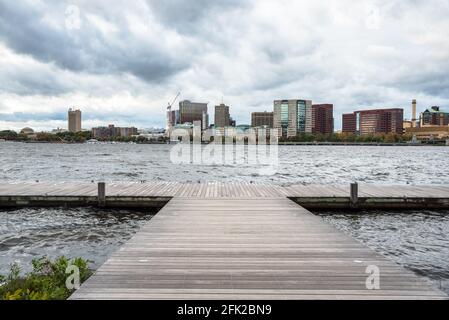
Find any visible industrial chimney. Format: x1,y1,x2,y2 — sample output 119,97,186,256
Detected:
412,99,417,128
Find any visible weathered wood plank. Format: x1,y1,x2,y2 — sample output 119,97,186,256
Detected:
1,182,449,200
69,197,447,300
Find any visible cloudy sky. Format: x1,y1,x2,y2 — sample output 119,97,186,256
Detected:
1,0,449,131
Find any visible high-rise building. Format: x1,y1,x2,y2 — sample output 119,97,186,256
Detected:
312,104,334,135
273,99,312,138
91,125,137,139
342,113,357,134
342,108,404,135
92,125,118,139
251,112,274,128
119,127,138,138
179,100,208,130
214,104,231,128
68,108,82,133
168,110,180,128
420,106,449,127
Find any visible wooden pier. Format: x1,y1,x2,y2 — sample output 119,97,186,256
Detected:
69,197,447,300
0,182,447,299
1,182,449,209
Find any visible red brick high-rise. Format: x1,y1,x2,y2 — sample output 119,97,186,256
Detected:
342,113,357,134
342,108,404,135
312,104,334,135
251,112,274,128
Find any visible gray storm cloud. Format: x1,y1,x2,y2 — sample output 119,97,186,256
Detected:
0,1,189,84
0,0,448,131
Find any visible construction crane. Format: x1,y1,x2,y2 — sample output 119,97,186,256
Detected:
166,92,181,134
168,92,181,111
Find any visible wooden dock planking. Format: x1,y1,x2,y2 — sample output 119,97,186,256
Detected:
69,197,446,300
1,182,449,210
1,182,449,199
0,181,446,299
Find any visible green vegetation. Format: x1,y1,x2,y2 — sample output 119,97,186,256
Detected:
94,135,138,143
2,129,416,144
0,130,17,140
0,130,27,141
1,130,94,143
92,135,165,143
55,131,92,143
0,129,166,143
0,256,92,300
36,132,62,142
279,132,414,144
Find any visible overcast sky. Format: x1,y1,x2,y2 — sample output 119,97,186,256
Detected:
1,0,449,131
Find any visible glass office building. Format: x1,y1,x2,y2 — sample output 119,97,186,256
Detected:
280,102,289,137
274,99,312,138
296,100,307,133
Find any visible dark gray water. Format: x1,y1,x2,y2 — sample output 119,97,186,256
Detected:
1,142,449,185
0,207,155,275
1,143,449,295
1,207,448,295
319,210,449,294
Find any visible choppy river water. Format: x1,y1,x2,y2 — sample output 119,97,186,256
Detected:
1,143,448,295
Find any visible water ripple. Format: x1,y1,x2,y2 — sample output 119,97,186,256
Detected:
0,144,448,185
0,208,155,275
319,210,449,295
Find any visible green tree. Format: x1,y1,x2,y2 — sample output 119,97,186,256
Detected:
0,130,18,140
36,132,60,142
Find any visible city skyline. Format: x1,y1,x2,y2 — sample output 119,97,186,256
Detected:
2,98,448,134
2,0,449,305
1,1,449,131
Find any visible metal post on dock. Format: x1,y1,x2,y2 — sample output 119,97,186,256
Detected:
98,182,106,207
350,182,358,207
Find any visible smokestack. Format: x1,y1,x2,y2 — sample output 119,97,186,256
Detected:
412,99,417,128
202,111,208,131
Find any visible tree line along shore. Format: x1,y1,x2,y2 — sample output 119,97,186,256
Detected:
1,129,446,145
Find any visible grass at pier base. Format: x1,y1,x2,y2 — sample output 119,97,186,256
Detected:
0,256,92,300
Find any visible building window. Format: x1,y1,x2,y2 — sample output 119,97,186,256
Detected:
281,102,289,137
297,101,306,133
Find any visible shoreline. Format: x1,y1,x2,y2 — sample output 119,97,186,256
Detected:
1,140,447,146
277,142,446,146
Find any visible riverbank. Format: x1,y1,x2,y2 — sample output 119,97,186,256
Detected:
2,140,448,146
278,141,446,146
1,140,167,145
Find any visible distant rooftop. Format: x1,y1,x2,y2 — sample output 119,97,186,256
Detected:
424,106,448,113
